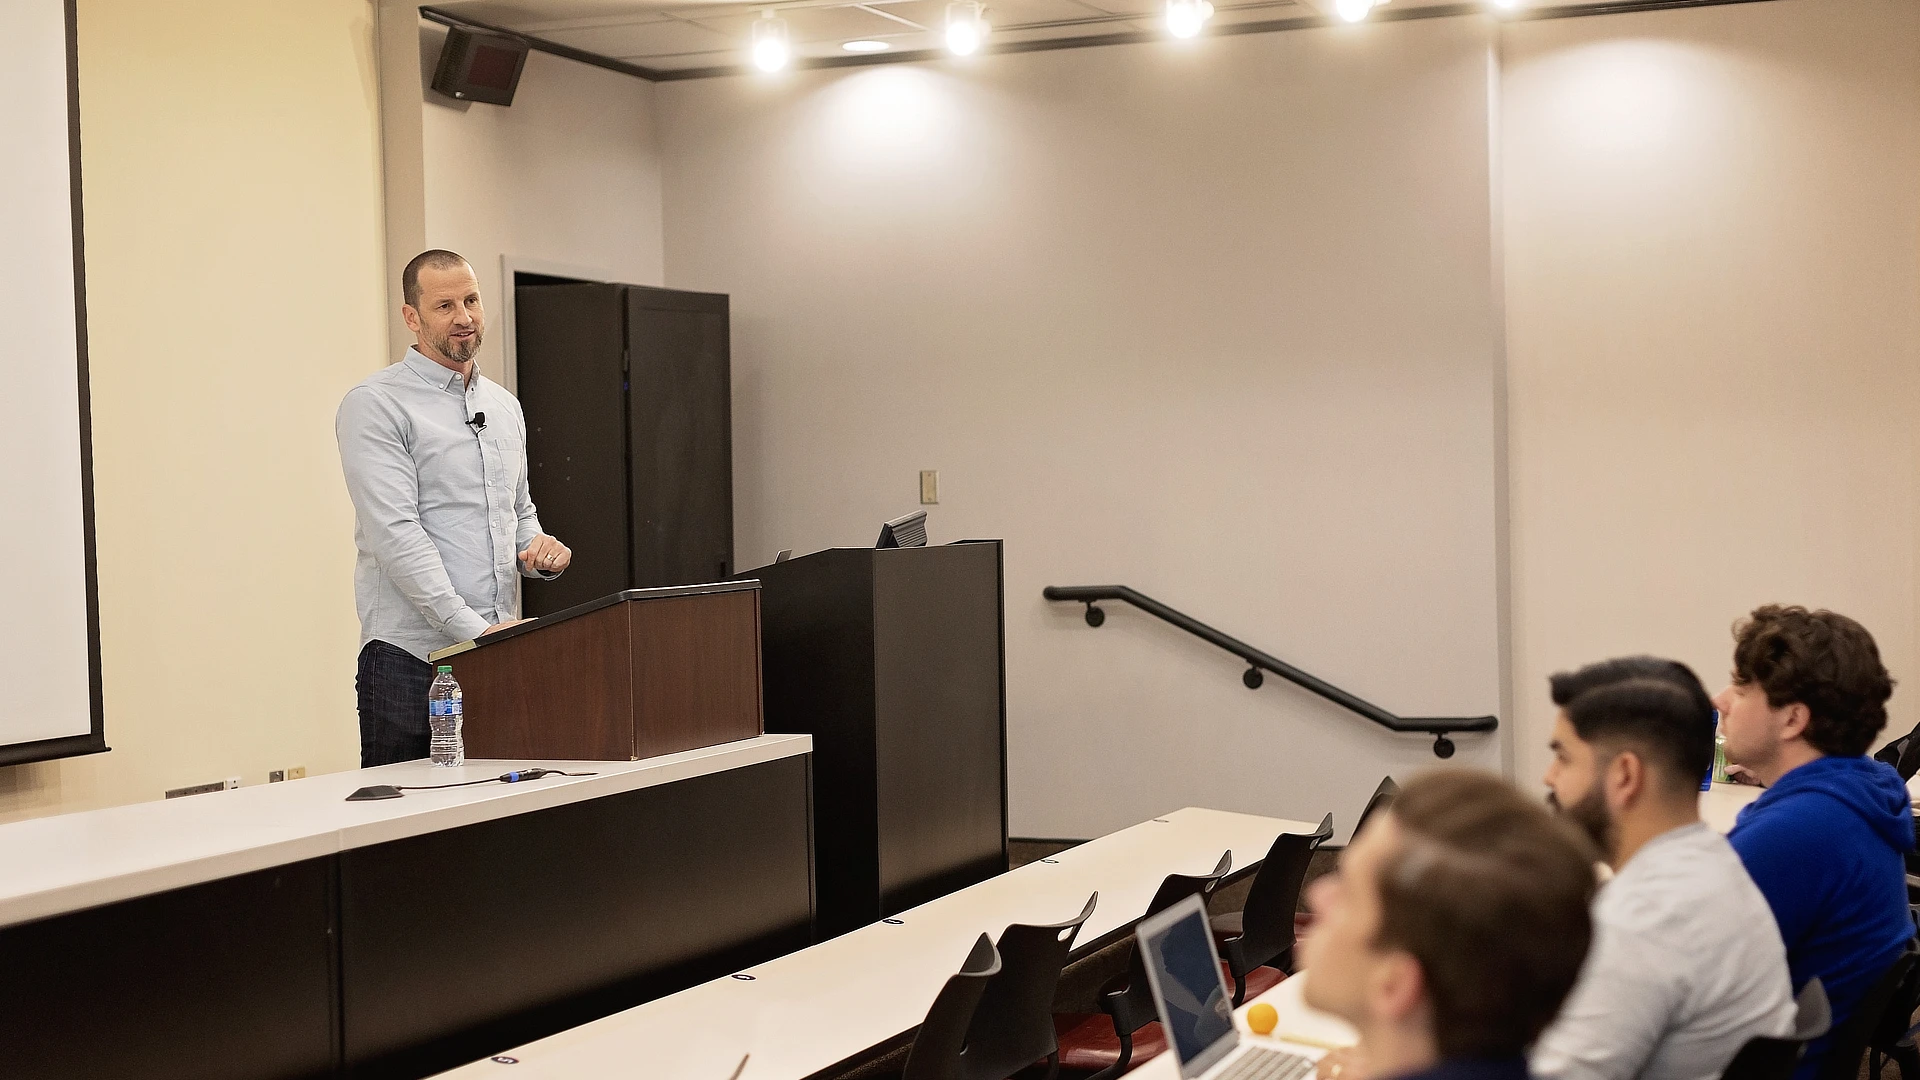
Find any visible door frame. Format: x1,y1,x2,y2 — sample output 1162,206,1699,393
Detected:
498,254,626,394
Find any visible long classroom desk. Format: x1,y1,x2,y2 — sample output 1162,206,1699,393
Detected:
436,806,1321,1079
0,734,814,1080
1701,781,1762,834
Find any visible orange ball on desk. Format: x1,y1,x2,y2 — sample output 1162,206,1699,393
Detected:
1246,1002,1278,1036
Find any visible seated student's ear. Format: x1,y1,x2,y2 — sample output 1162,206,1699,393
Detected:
1372,950,1430,1027
1605,750,1646,808
1779,702,1813,743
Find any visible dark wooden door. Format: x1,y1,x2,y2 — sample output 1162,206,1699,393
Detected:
627,286,733,588
513,282,629,615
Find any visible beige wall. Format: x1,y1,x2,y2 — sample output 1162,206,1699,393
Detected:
7,0,1915,837
0,0,387,823
381,10,666,385
659,18,1511,840
1501,0,1920,788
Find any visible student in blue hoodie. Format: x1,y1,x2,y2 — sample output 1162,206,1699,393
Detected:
1716,604,1913,1080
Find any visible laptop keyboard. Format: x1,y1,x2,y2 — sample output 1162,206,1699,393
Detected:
1214,1047,1318,1080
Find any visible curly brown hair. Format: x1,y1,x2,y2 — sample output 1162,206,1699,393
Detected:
1731,605,1895,757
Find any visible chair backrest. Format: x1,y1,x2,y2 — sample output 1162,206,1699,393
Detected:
1720,980,1833,1080
950,892,1101,1080
1104,851,1235,1038
1792,978,1833,1043
902,934,1003,1080
1815,941,1920,1080
1353,777,1399,840
1229,814,1335,976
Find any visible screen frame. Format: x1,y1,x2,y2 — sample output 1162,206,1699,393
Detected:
1137,893,1240,1079
0,0,107,768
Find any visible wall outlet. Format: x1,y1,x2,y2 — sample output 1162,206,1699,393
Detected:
268,769,286,783
225,776,241,790
287,765,306,780
920,470,939,505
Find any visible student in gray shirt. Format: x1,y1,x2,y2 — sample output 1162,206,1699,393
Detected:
336,250,572,767
1537,659,1796,1080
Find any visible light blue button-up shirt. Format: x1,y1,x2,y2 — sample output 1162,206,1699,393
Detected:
336,348,556,661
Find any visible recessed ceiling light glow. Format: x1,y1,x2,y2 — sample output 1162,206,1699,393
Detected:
1334,0,1374,20
1489,0,1520,8
842,39,891,51
751,12,790,72
946,0,989,55
1166,0,1213,38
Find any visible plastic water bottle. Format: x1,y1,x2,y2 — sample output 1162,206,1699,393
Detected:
1711,709,1730,785
429,665,464,767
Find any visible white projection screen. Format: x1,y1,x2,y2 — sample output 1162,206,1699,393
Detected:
0,0,104,766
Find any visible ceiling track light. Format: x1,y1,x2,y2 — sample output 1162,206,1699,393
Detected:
751,11,790,72
946,0,990,55
1166,0,1213,38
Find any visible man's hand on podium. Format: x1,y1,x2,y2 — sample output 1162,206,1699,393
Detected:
521,533,571,576
482,619,532,636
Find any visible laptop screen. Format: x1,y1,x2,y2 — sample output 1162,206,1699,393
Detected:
1139,895,1237,1071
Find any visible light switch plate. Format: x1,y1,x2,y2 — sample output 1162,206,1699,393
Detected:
920,470,938,505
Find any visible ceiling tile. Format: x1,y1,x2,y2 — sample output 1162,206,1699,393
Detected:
691,5,915,47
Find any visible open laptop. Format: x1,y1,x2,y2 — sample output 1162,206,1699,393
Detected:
1137,894,1318,1080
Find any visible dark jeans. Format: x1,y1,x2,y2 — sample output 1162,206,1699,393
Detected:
356,640,434,767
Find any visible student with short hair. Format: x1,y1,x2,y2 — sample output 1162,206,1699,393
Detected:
1303,770,1596,1080
1536,662,1795,1080
1716,605,1914,1080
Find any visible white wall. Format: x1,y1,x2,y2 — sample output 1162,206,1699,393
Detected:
0,0,386,823
659,19,1509,840
380,0,1920,844
380,10,666,382
1500,0,1920,789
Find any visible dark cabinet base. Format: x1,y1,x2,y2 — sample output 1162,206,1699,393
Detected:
0,753,813,1080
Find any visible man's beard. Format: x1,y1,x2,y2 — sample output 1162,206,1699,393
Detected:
434,326,482,364
1548,784,1615,857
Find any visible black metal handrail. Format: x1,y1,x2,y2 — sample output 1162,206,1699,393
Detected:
1043,585,1496,759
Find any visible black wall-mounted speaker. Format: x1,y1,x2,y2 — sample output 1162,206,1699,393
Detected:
431,27,529,106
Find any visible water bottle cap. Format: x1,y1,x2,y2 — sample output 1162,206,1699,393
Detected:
437,665,452,673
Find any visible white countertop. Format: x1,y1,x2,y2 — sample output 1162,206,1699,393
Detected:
436,805,1320,1079
0,733,812,930
1700,781,1761,834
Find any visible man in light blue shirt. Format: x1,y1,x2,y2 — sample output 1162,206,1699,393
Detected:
336,250,571,766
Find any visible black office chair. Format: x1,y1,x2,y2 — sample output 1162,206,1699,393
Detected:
940,893,1101,1080
1212,813,1335,1004
1867,941,1920,1080
902,935,1005,1080
1720,979,1831,1080
1354,777,1399,840
1054,852,1235,1080
1816,940,1920,1080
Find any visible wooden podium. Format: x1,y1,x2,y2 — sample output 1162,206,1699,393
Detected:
433,581,764,761
743,540,1008,937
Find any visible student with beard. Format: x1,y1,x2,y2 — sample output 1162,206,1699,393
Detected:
336,250,572,766
1535,661,1795,1080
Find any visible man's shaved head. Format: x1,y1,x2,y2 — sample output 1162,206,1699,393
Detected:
402,249,471,309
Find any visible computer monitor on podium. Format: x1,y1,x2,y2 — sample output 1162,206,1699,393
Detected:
877,510,928,548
